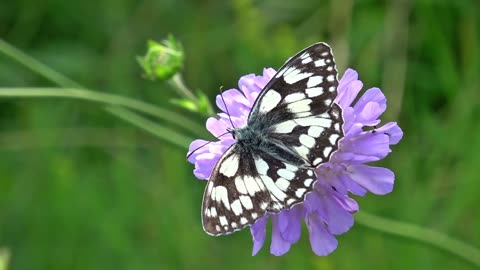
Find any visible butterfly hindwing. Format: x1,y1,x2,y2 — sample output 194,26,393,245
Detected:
202,145,316,236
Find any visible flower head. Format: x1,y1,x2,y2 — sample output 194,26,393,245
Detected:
187,68,403,256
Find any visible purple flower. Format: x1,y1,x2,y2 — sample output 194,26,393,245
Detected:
187,68,403,256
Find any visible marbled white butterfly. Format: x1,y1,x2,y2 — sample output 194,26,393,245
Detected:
202,43,344,235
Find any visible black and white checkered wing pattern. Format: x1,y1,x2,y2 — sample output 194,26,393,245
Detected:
249,43,343,166
200,42,344,236
202,146,316,235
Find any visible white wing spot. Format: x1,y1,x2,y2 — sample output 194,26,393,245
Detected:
307,170,314,176
205,208,210,217
329,86,336,92
301,57,312,64
277,169,295,180
275,178,290,192
308,126,324,137
313,157,324,165
284,93,305,103
210,207,217,217
215,225,221,231
235,177,248,195
296,111,312,117
295,188,307,198
334,123,340,130
244,176,261,195
294,145,310,159
261,202,268,210
307,76,323,87
219,154,239,177
314,59,326,67
324,98,332,106
306,87,324,97
287,99,312,113
239,195,254,210
329,134,340,145
274,120,297,133
304,178,314,187
284,69,313,85
299,134,316,148
259,90,282,113
295,117,332,127
240,217,248,225
300,52,310,59
274,68,287,78
219,216,228,226
260,175,287,201
251,213,258,219
254,157,269,175
231,222,237,228
326,59,331,63
214,186,230,210
321,51,329,56
327,75,335,82
327,66,333,71
231,199,243,215
323,146,333,158
287,198,296,205
284,163,298,172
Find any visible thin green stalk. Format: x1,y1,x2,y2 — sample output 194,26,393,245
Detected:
0,39,208,138
0,39,82,88
0,87,205,136
356,212,480,267
106,106,192,149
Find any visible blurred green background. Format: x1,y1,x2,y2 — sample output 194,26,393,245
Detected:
0,0,479,269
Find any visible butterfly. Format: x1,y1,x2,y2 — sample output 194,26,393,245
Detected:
201,43,344,235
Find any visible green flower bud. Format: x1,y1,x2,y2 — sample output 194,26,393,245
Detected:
137,35,184,81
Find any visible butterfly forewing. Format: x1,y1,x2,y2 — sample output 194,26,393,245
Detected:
201,42,343,236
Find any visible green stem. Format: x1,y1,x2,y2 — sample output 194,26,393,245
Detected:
0,87,205,136
169,73,198,101
356,212,480,267
106,106,193,149
0,39,82,88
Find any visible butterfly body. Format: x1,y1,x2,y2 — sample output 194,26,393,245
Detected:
200,43,344,236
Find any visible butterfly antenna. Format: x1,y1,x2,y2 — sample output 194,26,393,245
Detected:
186,131,230,160
219,86,236,129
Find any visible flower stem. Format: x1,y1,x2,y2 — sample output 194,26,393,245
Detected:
0,39,208,138
169,73,198,101
0,87,206,137
106,106,193,149
356,211,480,267
0,39,82,88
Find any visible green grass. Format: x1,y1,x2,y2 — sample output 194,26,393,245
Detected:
0,0,479,269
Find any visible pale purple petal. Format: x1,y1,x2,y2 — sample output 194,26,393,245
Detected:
279,205,303,243
215,89,251,117
251,216,268,256
346,165,395,195
270,215,292,256
315,190,354,235
336,69,363,108
376,122,404,145
307,214,338,256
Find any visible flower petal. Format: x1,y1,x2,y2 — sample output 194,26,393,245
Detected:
250,215,268,256
336,69,363,108
346,165,395,195
307,213,338,256
279,205,303,243
270,214,292,256
316,190,355,235
376,122,404,145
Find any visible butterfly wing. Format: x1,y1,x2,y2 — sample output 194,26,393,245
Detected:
248,42,343,166
201,43,344,236
202,145,316,235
